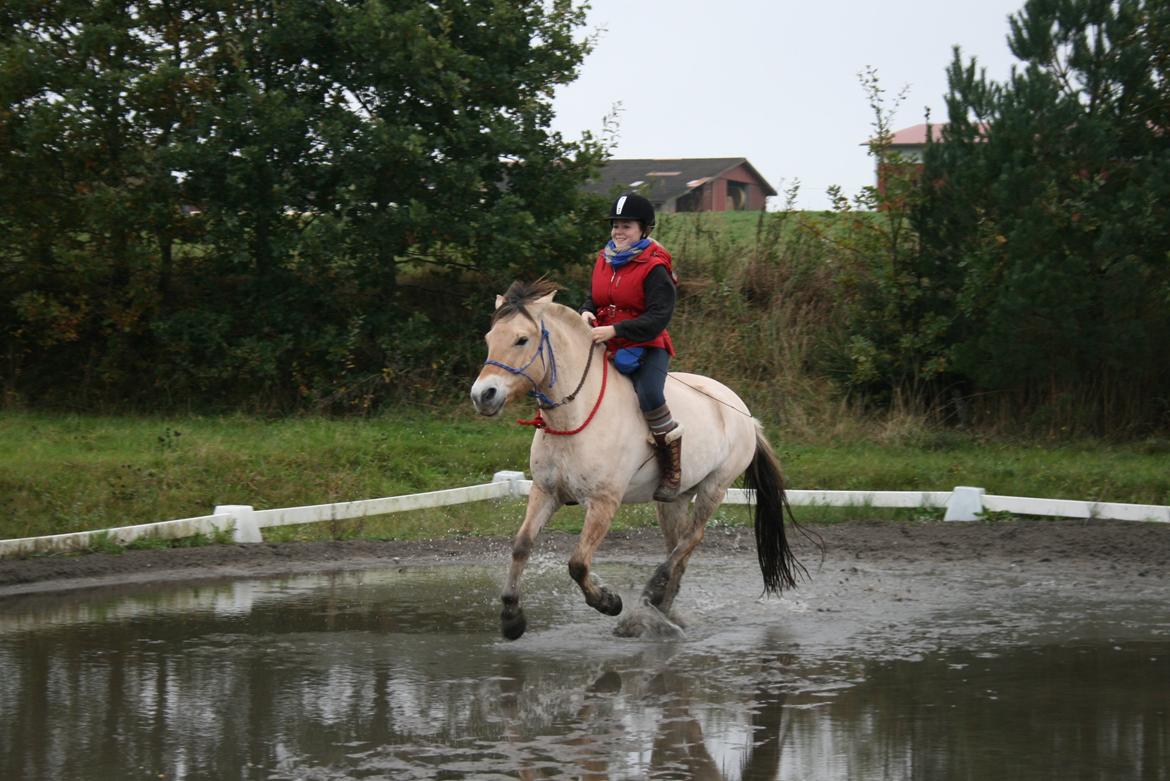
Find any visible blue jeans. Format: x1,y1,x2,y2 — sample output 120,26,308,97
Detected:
628,347,670,411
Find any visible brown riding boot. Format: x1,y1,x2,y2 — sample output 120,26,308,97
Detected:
651,426,684,502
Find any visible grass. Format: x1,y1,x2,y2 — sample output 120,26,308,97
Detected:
2,409,1167,549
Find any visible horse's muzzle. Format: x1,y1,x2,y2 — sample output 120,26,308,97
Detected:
470,377,506,416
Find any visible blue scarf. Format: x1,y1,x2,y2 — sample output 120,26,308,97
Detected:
604,238,651,269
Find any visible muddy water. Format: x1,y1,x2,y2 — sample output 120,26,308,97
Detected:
1,556,1168,780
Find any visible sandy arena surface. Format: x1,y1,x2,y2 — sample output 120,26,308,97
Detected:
1,519,1167,599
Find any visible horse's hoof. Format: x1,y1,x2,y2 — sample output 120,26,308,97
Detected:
599,591,623,617
642,563,672,607
501,608,527,640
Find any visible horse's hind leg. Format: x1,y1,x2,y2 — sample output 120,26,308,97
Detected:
643,483,728,616
501,484,560,640
643,498,689,614
568,495,623,617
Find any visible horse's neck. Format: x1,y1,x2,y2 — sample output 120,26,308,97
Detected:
542,305,591,384
538,306,606,423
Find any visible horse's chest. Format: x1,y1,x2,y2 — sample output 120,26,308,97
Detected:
530,442,655,504
530,451,594,499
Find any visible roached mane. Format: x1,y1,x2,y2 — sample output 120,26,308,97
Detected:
491,279,559,325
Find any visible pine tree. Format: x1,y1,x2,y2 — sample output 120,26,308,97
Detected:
917,0,1170,433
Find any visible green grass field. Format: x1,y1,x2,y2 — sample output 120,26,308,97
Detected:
2,410,1167,549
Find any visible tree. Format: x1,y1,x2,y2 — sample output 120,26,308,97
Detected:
824,69,957,414
916,0,1170,433
0,0,605,409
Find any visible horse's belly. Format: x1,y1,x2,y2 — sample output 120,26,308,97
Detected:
619,471,660,504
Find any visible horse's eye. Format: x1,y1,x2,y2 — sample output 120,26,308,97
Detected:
515,336,529,347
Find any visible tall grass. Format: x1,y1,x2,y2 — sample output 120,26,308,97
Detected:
655,207,1170,440
656,209,860,441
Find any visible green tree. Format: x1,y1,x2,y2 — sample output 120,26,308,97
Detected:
917,0,1170,433
817,69,958,417
0,0,605,409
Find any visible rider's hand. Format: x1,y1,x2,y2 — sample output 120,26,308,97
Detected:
590,325,616,343
581,311,597,326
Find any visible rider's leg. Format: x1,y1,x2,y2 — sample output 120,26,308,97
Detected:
634,350,683,501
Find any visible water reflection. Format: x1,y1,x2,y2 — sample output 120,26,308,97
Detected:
1,565,1167,780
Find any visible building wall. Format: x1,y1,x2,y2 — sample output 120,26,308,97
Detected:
719,163,769,210
668,165,770,212
661,163,772,213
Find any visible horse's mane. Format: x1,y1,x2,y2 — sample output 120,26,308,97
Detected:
491,279,560,325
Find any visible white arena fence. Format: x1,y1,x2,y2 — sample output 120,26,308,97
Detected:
1,470,1167,559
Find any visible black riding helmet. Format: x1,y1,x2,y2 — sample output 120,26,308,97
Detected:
607,193,655,236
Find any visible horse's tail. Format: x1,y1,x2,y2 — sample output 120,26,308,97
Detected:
744,424,811,594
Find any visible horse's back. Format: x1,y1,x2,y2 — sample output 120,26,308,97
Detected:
665,371,752,419
664,371,758,478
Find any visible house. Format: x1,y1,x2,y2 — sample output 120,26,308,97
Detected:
584,157,776,213
875,123,989,193
872,123,938,195
885,123,940,162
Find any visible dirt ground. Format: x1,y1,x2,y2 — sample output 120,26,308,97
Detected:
1,519,1167,599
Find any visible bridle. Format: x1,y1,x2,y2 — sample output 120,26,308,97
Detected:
483,319,606,435
483,320,598,409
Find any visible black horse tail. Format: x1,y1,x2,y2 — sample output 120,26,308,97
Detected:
743,424,813,595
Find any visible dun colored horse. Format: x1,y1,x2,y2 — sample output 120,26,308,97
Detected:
470,280,805,639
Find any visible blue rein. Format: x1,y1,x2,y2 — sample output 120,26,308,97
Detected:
483,321,561,408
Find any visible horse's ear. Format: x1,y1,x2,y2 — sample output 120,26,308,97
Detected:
494,295,506,310
528,290,557,319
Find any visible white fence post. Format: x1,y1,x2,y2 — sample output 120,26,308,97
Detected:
214,505,262,543
944,486,986,522
492,471,527,499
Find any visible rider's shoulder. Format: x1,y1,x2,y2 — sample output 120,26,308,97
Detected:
637,241,672,264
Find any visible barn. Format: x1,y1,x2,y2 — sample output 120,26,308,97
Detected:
585,157,776,213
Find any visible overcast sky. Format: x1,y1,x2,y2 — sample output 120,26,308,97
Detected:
550,0,1027,210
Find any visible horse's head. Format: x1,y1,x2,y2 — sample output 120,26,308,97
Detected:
471,280,561,417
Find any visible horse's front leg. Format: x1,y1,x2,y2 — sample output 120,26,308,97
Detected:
568,495,624,616
501,484,561,640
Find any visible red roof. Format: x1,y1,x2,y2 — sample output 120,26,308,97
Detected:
884,123,989,146
889,123,938,146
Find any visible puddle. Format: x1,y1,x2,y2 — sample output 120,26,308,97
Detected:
1,560,1167,779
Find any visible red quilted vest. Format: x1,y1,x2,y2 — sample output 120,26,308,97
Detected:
590,241,676,355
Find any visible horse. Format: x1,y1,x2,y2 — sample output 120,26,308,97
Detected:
470,279,806,640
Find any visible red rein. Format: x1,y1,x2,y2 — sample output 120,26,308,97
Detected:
517,355,608,436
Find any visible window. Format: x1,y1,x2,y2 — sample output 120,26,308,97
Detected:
726,181,749,210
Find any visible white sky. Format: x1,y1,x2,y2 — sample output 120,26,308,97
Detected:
550,0,1026,210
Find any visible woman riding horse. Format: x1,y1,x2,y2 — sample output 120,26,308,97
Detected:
471,279,806,640
579,193,682,501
